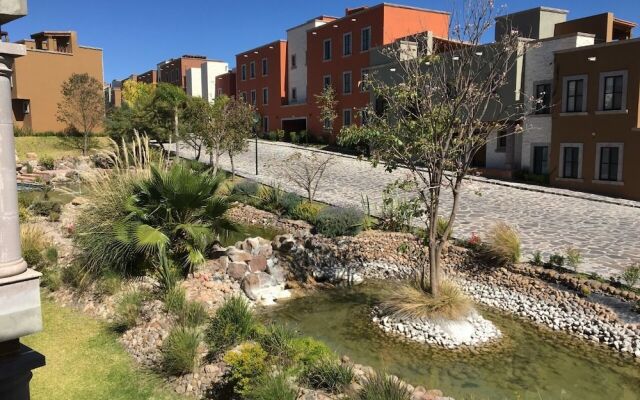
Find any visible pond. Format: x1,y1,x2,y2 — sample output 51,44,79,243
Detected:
219,224,282,247
265,283,640,400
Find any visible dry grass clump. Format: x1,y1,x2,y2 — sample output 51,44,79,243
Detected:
485,222,521,264
380,280,471,320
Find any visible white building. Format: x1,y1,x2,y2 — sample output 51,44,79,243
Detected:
186,60,229,102
286,16,335,104
520,32,595,174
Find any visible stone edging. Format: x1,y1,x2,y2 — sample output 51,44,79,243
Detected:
250,139,640,209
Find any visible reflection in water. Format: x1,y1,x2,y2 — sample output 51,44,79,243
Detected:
265,283,640,400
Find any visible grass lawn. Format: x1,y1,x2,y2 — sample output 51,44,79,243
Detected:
22,296,186,400
14,136,112,160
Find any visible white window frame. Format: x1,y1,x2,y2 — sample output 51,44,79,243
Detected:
343,32,352,57
558,143,584,180
262,87,269,105
323,38,332,61
343,108,352,127
561,75,588,113
598,70,627,112
262,58,269,76
361,26,371,52
343,71,352,95
594,142,624,184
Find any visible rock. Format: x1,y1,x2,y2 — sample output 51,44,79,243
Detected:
248,255,268,272
26,152,38,160
71,197,88,206
228,250,253,263
241,272,277,300
226,262,249,280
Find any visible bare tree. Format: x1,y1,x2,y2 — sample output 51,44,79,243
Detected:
57,73,105,155
339,0,532,296
281,152,334,201
224,98,256,180
315,86,338,136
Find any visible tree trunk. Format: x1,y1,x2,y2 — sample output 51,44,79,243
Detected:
229,152,236,180
83,131,88,156
174,107,180,160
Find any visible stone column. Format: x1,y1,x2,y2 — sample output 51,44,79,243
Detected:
0,50,27,279
0,41,45,400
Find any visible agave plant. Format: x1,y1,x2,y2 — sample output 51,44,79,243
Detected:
118,163,237,275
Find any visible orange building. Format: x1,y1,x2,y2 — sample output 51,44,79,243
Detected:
235,40,287,132
157,55,207,90
137,69,158,85
215,71,236,98
11,31,104,133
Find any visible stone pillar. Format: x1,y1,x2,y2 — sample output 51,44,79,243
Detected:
0,50,27,279
0,39,45,400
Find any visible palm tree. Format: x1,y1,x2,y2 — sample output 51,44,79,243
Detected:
117,164,236,279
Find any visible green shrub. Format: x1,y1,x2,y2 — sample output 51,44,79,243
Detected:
275,130,286,141
279,192,303,215
291,201,323,223
258,323,297,359
378,189,420,233
41,267,63,291
258,184,285,212
530,251,543,266
232,180,261,198
19,204,31,222
315,207,364,238
579,285,592,297
621,264,640,287
436,216,453,239
164,286,187,314
290,337,334,367
223,342,268,396
289,131,299,144
178,301,209,328
48,211,61,222
248,373,297,400
114,290,145,331
162,326,202,375
565,247,582,271
26,163,34,173
549,253,565,267
96,271,122,296
20,225,57,271
206,296,257,356
30,200,62,217
60,263,92,291
299,358,354,394
357,373,411,400
298,130,308,143
39,156,55,170
267,131,278,141
485,222,521,264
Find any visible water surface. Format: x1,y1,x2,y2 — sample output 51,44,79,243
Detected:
265,284,640,400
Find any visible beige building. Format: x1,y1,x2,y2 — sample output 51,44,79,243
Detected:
11,31,104,132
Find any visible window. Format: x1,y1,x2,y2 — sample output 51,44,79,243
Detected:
375,96,387,116
323,118,331,131
343,32,352,56
249,62,256,79
291,88,297,101
343,71,352,94
532,145,548,175
360,109,369,125
263,116,269,133
360,68,369,92
240,92,247,102
291,54,297,69
323,39,332,61
262,87,268,105
250,90,256,106
343,109,352,127
562,146,580,179
534,83,551,114
603,75,623,111
361,27,371,52
216,88,222,97
565,78,584,112
496,130,507,151
262,58,268,76
241,64,247,81
598,146,620,181
323,75,331,89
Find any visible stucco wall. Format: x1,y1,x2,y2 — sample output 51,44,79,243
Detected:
201,61,228,102
186,67,202,98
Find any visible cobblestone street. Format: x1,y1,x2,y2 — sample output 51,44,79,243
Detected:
176,140,640,278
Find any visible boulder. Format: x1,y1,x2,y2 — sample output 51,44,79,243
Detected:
228,250,253,263
241,272,290,305
272,234,296,252
226,262,249,280
244,237,262,255
248,255,268,272
71,197,88,206
267,263,286,284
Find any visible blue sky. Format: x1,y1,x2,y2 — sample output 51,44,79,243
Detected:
6,0,639,82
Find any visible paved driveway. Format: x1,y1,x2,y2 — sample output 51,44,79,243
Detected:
176,140,640,278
